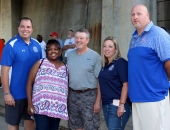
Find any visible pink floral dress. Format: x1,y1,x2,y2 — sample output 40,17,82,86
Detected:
32,58,68,120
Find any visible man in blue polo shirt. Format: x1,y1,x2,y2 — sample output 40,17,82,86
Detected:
1,17,42,130
128,4,170,130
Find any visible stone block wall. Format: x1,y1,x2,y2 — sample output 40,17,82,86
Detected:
157,0,170,31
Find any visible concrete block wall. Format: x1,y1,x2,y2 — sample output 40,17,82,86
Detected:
0,0,102,54
0,0,12,41
101,0,134,59
21,0,102,54
157,0,170,31
0,0,160,56
11,0,22,37
101,0,156,59
0,0,22,42
0,0,158,56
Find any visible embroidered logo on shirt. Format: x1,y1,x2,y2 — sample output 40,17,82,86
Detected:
87,58,91,60
108,65,114,71
22,50,25,52
33,46,38,52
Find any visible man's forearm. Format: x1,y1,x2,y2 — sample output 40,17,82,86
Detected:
95,83,101,103
119,82,128,105
62,45,68,50
67,44,75,49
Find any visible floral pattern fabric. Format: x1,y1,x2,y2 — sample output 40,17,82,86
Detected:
32,58,69,120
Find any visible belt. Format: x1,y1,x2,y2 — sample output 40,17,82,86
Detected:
69,88,96,93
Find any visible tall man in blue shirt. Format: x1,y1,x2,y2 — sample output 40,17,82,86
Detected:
128,4,170,130
1,17,42,130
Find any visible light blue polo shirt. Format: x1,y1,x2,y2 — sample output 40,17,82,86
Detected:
128,21,170,102
1,34,42,100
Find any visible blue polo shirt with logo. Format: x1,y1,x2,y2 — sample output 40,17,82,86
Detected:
98,58,129,105
1,34,42,100
128,21,170,102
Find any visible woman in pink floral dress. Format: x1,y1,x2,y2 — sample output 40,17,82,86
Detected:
26,39,68,130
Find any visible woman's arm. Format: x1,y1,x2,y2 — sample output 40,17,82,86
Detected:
26,60,40,115
117,82,128,117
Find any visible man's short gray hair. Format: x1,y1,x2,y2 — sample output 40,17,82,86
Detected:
76,29,90,39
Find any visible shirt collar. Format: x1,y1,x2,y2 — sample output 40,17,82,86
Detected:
132,21,153,37
104,59,117,68
16,34,32,46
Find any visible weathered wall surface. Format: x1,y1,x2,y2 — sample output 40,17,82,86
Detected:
0,0,159,57
101,0,157,59
157,0,170,31
0,0,22,42
102,0,131,59
0,0,12,41
21,0,102,54
11,0,22,37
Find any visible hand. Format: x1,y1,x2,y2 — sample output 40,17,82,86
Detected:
93,101,101,114
4,94,15,106
117,106,125,117
27,103,34,116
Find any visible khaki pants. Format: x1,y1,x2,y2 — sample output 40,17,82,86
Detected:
132,92,170,130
